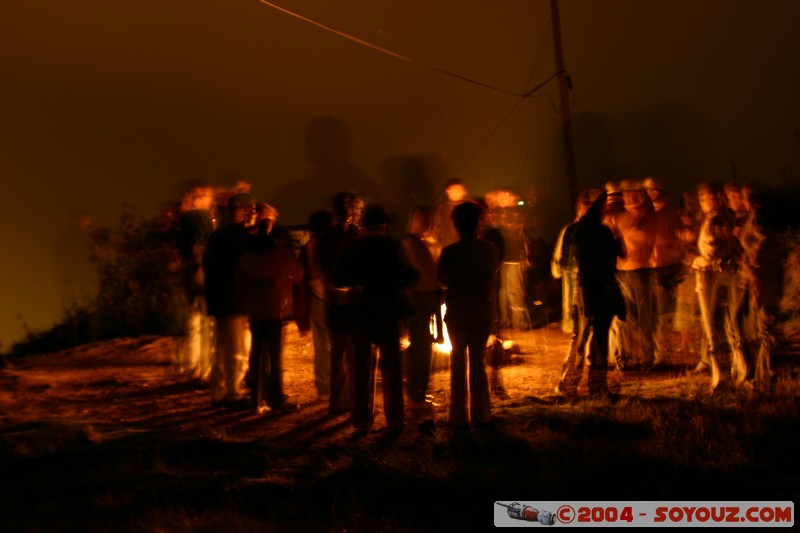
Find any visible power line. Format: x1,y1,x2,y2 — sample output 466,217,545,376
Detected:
256,0,561,100
255,1,570,180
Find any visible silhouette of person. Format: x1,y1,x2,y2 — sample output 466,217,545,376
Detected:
400,206,441,415
553,188,602,396
573,192,625,397
203,192,257,404
235,223,302,413
690,181,747,391
482,188,531,332
613,179,657,369
738,184,781,392
438,201,498,426
644,176,687,366
333,204,418,433
296,209,335,401
318,191,365,415
174,179,215,380
674,188,703,355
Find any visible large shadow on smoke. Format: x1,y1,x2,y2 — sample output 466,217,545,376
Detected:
270,116,386,225
377,153,445,238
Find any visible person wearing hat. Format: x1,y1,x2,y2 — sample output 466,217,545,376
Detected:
333,203,419,433
203,192,257,405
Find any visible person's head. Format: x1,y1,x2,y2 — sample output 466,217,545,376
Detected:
407,205,435,237
576,188,602,220
581,191,609,224
643,176,668,203
232,180,252,194
307,209,334,237
451,201,482,238
182,178,214,211
361,204,392,233
724,181,745,213
444,178,468,203
256,203,279,233
604,180,623,206
228,192,257,226
620,179,648,207
333,190,364,227
696,181,725,215
741,182,756,212
494,187,519,208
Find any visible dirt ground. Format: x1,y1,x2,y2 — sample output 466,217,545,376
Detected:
0,321,714,444
2,321,798,531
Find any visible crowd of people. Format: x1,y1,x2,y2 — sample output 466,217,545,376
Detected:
552,178,781,396
163,172,782,436
166,176,547,433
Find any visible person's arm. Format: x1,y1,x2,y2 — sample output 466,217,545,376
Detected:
551,226,567,279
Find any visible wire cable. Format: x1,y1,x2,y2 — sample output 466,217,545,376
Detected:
256,0,561,100
255,1,571,179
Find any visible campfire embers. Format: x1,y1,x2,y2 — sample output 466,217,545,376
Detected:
429,304,518,372
431,304,451,355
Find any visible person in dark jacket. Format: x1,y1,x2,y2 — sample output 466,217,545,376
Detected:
438,201,499,426
333,204,419,433
318,191,364,415
553,189,602,396
573,192,625,397
203,192,256,404
236,222,302,413
400,206,441,416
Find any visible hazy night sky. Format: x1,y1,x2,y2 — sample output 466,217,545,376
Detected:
1,0,799,349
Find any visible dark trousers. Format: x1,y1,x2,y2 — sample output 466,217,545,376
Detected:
616,268,655,365
248,319,285,409
350,325,404,430
328,303,353,413
581,283,617,395
405,290,438,403
558,290,591,393
445,309,492,425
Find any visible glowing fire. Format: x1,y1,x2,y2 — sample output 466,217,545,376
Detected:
432,304,451,354
430,304,515,355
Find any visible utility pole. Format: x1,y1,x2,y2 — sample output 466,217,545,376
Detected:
550,0,579,209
